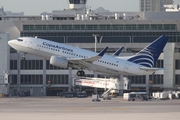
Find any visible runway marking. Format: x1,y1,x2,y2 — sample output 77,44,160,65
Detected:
59,107,136,112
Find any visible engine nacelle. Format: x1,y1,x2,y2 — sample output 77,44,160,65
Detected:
50,56,69,68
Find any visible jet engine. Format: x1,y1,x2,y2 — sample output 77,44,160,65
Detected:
50,56,69,68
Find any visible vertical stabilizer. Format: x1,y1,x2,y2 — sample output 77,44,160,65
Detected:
128,36,169,67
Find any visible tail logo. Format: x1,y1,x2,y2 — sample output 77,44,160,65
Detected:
128,47,155,68
127,35,169,68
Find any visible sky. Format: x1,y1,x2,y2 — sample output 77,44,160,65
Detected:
1,0,180,15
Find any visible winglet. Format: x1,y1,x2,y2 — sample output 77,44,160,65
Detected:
98,47,108,56
113,47,124,56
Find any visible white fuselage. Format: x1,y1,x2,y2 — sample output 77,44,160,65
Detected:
8,37,155,75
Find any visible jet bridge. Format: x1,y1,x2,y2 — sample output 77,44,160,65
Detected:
73,77,124,97
74,77,119,89
73,76,130,89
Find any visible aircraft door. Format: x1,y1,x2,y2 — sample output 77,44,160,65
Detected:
123,63,130,73
28,39,33,48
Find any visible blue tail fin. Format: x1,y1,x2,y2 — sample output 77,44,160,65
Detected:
127,35,169,68
113,46,124,56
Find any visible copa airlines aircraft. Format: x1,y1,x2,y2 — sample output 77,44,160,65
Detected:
8,36,169,76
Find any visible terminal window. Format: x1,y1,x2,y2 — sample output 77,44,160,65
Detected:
175,75,180,85
21,60,43,70
23,24,177,31
20,75,43,85
46,75,68,84
69,0,86,4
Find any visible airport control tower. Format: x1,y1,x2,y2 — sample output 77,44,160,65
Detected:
68,0,87,14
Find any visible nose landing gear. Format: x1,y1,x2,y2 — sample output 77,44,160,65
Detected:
22,53,26,60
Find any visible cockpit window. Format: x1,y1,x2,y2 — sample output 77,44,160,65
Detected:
17,39,23,41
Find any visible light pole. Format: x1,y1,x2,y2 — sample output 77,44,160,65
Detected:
92,34,99,94
92,34,99,52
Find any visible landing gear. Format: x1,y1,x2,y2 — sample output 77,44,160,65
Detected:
76,70,85,76
22,54,26,60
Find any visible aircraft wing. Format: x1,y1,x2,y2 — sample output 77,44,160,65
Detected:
140,67,163,72
67,47,108,63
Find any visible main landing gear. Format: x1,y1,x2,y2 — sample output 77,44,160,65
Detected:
76,70,85,76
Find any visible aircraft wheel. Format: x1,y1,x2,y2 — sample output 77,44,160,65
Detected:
76,71,81,76
81,71,85,76
76,70,85,76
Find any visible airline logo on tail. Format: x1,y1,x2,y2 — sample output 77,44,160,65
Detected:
127,36,169,68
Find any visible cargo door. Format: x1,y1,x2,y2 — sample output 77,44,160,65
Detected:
28,39,33,48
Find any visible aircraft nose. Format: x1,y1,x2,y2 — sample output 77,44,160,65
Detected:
8,40,16,46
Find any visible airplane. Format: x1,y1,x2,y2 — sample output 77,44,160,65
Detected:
8,35,169,76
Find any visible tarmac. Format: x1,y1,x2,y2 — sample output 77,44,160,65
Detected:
0,96,180,120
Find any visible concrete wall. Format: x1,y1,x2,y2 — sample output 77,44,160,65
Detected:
164,43,175,90
0,85,9,94
0,21,19,94
144,12,180,20
0,21,20,39
0,33,10,94
0,33,10,82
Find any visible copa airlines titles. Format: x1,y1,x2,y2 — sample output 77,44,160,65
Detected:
43,42,73,52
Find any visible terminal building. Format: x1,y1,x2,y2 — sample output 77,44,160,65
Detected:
0,0,180,96
139,0,174,12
